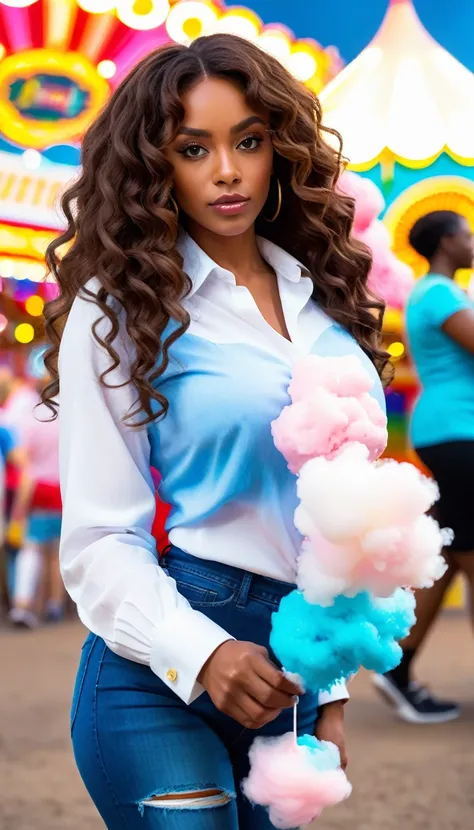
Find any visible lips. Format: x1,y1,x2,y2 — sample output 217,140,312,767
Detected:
210,193,250,216
210,193,249,206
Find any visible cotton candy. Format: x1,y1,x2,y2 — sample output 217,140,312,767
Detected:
295,442,440,539
271,388,387,473
242,732,352,828
294,444,447,603
288,354,375,404
270,588,416,693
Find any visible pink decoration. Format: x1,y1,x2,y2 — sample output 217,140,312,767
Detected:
242,733,352,828
338,171,384,233
338,170,414,308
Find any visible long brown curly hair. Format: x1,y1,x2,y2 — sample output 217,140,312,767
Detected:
43,33,389,423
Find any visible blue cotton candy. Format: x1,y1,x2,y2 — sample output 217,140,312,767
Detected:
297,735,342,771
270,588,416,693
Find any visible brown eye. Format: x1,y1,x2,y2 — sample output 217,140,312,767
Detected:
238,136,263,151
178,144,208,159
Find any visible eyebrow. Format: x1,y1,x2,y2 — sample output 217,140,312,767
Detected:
178,115,266,138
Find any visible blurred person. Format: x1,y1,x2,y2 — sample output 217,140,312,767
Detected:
374,210,474,723
0,414,27,610
8,374,63,629
0,367,38,532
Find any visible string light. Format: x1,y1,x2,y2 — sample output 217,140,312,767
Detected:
76,0,116,11
166,0,218,45
116,0,170,31
97,59,116,79
25,295,45,317
14,323,35,344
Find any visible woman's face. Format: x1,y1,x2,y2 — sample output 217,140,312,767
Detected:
446,217,474,270
165,77,274,238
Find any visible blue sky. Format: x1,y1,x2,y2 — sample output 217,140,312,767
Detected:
247,0,474,71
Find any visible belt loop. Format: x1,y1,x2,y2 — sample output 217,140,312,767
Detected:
236,572,253,609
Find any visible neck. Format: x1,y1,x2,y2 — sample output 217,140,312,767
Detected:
428,254,456,280
186,222,269,285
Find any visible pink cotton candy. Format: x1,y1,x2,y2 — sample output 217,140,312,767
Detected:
242,733,352,829
289,354,374,403
272,356,387,473
272,390,387,474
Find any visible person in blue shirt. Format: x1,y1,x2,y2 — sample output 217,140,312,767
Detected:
374,210,474,724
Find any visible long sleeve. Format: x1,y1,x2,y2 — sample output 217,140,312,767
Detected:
58,285,233,705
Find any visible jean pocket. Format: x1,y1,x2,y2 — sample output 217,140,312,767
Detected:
70,633,97,734
168,565,237,609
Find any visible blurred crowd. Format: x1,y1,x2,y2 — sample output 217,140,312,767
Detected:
0,366,65,629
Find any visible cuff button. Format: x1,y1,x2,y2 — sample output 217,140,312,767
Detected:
166,668,178,683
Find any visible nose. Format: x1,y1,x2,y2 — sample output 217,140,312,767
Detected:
213,147,241,186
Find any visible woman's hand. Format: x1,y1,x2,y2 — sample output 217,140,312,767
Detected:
198,640,301,729
315,700,348,770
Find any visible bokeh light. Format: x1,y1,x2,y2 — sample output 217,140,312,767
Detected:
0,314,8,334
258,29,292,63
287,47,318,82
217,9,261,41
166,0,219,45
14,323,35,344
97,60,117,79
387,341,405,359
116,0,170,31
25,295,45,317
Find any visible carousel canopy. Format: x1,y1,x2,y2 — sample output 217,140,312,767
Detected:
319,0,474,170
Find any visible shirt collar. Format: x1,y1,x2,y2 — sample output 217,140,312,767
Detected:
177,231,310,299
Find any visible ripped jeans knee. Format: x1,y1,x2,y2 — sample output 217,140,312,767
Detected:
139,787,235,814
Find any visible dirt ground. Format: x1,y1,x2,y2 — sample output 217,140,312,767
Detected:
0,614,473,830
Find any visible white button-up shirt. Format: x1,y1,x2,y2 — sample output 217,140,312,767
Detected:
59,233,385,706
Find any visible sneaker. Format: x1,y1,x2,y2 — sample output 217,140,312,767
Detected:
8,607,39,630
373,672,460,724
44,604,64,624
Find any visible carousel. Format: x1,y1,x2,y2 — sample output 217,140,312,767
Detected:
0,0,342,366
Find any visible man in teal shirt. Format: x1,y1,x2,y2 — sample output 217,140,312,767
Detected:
374,210,474,723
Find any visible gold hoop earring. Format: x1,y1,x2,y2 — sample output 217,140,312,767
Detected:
168,194,179,216
265,177,282,223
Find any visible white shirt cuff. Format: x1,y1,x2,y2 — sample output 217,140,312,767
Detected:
150,608,234,704
318,681,349,707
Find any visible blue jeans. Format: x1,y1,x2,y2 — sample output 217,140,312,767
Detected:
71,546,320,828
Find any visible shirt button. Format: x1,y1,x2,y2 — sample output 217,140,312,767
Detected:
166,668,178,683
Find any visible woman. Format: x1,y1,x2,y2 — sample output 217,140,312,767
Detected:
44,35,388,829
374,210,474,723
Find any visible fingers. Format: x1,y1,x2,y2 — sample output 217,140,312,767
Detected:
251,649,302,697
242,673,297,711
231,692,282,729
